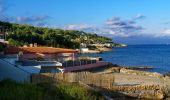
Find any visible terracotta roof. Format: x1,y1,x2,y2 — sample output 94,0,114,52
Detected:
4,47,78,54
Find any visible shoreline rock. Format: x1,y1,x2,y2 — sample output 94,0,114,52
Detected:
120,68,163,78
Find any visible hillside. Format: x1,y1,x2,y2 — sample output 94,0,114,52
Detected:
0,21,112,49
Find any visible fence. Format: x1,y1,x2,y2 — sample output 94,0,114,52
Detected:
31,72,114,89
62,60,97,67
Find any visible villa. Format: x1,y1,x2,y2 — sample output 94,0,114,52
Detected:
1,46,78,73
0,44,109,82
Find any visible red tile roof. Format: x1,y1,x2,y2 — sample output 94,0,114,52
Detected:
4,47,78,54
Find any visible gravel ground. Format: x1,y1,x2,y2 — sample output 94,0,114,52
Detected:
113,73,170,86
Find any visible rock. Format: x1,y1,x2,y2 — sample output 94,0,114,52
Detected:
120,68,163,78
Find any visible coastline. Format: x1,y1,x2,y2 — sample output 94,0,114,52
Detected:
89,64,170,99
80,44,170,74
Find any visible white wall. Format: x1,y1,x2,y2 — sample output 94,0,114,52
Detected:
0,59,30,83
81,48,89,52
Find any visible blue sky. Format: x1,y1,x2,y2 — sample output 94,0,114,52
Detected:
2,0,170,44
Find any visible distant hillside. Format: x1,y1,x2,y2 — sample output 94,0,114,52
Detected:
0,21,112,49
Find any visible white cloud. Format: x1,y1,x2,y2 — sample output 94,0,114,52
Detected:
63,24,102,33
147,29,170,38
163,29,170,34
158,29,170,37
104,17,143,37
8,15,50,26
0,0,50,27
15,16,50,23
63,24,91,30
61,15,144,38
8,14,145,38
133,14,146,20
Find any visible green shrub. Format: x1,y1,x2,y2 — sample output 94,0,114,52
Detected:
56,82,104,100
0,79,104,100
0,44,5,52
8,38,26,46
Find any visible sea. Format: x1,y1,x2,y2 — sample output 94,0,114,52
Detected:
80,44,170,74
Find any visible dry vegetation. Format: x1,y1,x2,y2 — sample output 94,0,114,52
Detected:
0,79,105,100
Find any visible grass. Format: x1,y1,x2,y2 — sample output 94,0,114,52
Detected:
0,79,104,100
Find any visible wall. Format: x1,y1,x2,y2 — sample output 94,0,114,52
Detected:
0,59,30,82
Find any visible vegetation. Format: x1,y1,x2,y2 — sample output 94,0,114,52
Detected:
0,21,112,49
0,79,104,100
0,43,6,52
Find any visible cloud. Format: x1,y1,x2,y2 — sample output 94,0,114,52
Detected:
61,19,143,38
0,2,144,38
162,21,170,25
147,29,170,38
0,0,50,27
163,29,170,34
63,24,101,33
11,15,50,26
9,15,51,26
156,29,170,37
104,17,143,37
62,15,144,38
133,14,146,20
15,16,50,23
63,24,92,30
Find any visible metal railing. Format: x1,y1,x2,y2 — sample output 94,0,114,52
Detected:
62,59,97,67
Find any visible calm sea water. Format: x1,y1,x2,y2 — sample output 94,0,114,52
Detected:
81,45,170,74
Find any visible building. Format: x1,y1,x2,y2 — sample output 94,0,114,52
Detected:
80,48,89,52
4,46,78,62
2,46,78,73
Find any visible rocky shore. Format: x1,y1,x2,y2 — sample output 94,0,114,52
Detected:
93,65,170,99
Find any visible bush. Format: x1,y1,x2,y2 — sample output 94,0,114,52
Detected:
0,79,104,100
0,44,5,52
8,38,26,46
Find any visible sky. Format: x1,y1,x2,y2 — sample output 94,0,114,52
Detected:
1,0,170,44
